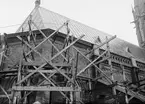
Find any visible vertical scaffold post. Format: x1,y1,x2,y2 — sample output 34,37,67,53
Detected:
106,36,118,103
106,38,115,89
121,64,129,104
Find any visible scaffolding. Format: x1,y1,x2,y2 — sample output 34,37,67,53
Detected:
0,11,145,104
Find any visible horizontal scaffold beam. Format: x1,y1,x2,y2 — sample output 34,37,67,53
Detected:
0,94,12,98
12,86,81,92
23,61,71,67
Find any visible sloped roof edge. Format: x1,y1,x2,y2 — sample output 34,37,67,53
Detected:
16,6,145,62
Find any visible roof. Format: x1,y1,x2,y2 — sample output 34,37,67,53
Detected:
16,6,145,62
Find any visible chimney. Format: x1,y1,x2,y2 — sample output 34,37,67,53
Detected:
35,0,41,7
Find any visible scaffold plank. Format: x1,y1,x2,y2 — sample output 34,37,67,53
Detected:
12,86,81,92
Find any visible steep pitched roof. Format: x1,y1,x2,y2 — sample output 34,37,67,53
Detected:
16,6,145,62
16,7,111,44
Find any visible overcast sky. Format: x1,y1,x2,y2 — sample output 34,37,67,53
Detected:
0,0,137,45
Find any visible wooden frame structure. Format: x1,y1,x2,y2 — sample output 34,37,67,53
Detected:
0,16,145,104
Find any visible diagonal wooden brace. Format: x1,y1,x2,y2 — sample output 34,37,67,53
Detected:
0,85,11,103
17,35,84,85
37,71,71,101
74,46,113,84
51,35,84,60
32,21,68,61
77,49,108,76
16,63,45,85
25,21,68,56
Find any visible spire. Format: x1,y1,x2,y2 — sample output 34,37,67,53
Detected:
35,0,41,7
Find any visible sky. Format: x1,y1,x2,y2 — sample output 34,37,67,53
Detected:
0,0,137,45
